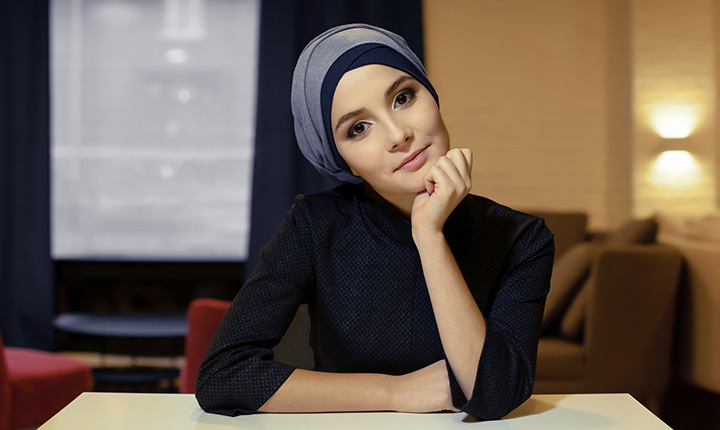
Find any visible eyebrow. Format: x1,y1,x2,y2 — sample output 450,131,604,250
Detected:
384,75,414,100
334,75,415,132
335,108,367,132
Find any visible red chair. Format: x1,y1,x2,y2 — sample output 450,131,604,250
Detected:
0,331,93,430
179,298,231,394
180,297,315,394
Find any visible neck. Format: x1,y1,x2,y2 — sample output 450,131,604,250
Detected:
363,183,417,219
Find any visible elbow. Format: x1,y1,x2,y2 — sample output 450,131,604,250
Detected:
195,386,215,414
462,377,533,421
458,336,536,420
194,354,296,416
195,375,231,416
194,360,254,417
194,363,216,412
195,376,255,417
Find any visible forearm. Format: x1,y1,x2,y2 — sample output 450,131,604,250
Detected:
414,230,486,400
259,361,455,414
259,369,393,413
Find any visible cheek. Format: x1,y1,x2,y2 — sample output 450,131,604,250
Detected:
438,118,450,147
336,145,368,177
338,143,388,180
429,111,450,149
349,151,378,177
414,103,446,133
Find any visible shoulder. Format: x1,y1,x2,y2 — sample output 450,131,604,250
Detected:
258,185,364,274
448,194,554,253
289,183,364,227
455,194,550,232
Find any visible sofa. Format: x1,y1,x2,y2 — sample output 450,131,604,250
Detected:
657,214,720,394
531,213,684,412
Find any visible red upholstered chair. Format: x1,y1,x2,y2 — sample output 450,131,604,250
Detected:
0,331,93,430
180,298,231,394
180,297,315,394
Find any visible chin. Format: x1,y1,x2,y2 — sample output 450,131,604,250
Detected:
379,177,425,197
406,173,431,195
411,184,427,195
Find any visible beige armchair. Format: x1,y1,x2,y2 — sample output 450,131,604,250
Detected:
659,220,720,394
530,214,684,413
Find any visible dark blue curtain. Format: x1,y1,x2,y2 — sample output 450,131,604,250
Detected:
246,0,425,277
0,0,54,349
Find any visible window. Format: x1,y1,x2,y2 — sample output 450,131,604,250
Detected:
51,0,260,261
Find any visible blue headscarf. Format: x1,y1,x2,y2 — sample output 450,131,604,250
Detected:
291,23,438,183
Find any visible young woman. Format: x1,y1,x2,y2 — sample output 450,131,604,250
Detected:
196,24,554,420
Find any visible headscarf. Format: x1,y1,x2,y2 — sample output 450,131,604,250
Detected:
291,23,438,183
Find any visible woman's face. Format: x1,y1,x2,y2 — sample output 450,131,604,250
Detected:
331,64,450,201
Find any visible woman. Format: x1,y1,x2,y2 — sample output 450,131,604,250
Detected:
196,23,554,420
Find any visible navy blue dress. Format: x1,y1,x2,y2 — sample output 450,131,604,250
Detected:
196,183,554,420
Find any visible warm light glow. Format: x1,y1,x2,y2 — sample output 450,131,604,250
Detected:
649,104,699,139
649,150,702,188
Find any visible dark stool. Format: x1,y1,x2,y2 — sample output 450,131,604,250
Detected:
54,312,187,391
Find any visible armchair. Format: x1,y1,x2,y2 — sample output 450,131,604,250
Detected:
180,298,230,394
531,214,684,413
180,298,313,393
0,330,92,430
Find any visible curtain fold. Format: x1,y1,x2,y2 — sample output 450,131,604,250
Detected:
246,0,425,278
0,0,54,349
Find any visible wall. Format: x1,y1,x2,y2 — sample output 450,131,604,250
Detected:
632,0,717,219
424,0,629,230
423,0,719,229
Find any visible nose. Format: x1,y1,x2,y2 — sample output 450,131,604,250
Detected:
385,116,413,151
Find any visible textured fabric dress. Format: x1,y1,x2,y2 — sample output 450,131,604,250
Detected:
196,183,554,420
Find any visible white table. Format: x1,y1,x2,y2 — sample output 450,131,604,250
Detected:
38,392,671,429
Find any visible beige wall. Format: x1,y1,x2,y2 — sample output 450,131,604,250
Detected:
424,0,718,229
632,0,717,218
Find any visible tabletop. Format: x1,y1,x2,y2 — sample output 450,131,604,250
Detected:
38,392,671,429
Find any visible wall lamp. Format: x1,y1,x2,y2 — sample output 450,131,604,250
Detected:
657,137,697,153
650,104,698,140
648,104,702,188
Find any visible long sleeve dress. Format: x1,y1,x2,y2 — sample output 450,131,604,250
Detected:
196,183,554,420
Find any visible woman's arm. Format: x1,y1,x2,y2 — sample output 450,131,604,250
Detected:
412,230,486,400
198,195,458,416
258,360,454,413
410,148,485,400
411,148,555,418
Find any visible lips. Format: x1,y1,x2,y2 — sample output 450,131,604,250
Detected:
394,146,429,172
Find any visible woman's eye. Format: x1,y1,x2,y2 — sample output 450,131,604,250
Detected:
347,121,369,138
394,89,416,108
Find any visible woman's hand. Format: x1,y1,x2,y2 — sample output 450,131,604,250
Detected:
411,148,473,238
391,360,457,413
